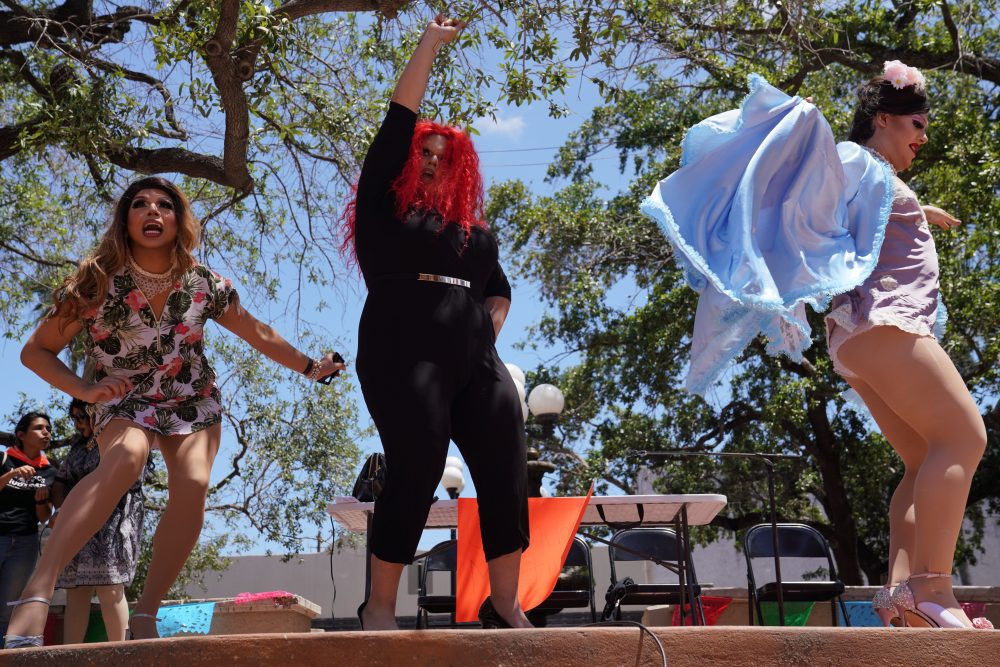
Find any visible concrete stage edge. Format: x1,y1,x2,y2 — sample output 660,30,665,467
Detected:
2,627,998,666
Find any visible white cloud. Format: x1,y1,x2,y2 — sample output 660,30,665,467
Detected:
475,114,526,140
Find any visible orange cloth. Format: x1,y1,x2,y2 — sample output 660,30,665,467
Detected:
455,488,593,623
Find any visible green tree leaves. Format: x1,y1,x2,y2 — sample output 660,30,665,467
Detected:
487,1,999,583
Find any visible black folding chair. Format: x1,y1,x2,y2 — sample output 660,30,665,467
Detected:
743,523,849,626
415,539,457,629
532,536,598,623
608,527,703,622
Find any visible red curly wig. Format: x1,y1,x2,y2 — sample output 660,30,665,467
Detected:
341,120,486,260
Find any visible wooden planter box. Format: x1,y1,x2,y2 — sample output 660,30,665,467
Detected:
202,596,321,635
45,594,321,644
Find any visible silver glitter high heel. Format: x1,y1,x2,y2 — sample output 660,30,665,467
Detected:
3,597,50,648
889,578,913,627
872,584,900,627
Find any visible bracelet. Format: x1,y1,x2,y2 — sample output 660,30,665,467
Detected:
302,358,314,377
308,358,323,382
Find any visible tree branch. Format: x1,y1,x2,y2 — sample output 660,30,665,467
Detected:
0,117,42,160
938,0,962,61
201,0,253,193
0,47,51,101
0,1,143,48
103,146,236,186
239,0,410,85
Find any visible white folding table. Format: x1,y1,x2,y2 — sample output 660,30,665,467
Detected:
328,493,727,625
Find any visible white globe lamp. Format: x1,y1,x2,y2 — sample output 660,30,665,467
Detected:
505,363,526,386
441,465,465,499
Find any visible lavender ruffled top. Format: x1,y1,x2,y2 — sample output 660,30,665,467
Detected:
825,178,945,377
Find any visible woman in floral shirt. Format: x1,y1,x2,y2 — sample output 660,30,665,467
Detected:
83,259,239,435
6,177,345,647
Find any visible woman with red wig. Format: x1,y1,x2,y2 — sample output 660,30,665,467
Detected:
344,16,530,630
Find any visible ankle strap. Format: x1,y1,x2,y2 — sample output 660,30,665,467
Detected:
132,612,162,621
6,597,51,607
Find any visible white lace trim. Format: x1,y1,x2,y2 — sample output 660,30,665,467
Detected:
827,302,937,340
826,303,856,332
867,314,936,339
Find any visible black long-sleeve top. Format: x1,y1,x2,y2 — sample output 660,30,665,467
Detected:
354,102,511,303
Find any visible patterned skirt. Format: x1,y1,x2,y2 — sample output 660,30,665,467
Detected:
56,480,145,588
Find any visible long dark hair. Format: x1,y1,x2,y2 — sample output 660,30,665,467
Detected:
848,76,930,143
51,177,201,323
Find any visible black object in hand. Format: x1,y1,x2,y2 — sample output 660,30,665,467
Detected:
319,352,345,385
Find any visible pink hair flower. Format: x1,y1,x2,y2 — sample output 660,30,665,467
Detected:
883,60,926,91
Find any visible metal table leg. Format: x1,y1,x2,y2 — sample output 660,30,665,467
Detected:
364,510,373,604
675,513,688,626
680,505,705,625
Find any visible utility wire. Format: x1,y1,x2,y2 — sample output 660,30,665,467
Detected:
585,620,668,667
482,156,621,168
477,145,564,153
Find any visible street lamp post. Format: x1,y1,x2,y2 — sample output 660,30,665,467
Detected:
525,381,565,497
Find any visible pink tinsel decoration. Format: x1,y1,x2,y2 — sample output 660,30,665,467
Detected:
234,590,297,605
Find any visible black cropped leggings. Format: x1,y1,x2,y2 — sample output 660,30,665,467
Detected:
357,285,529,564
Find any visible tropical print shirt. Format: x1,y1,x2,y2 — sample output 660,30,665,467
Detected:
82,264,237,436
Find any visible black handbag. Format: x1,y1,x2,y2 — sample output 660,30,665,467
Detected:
352,452,386,502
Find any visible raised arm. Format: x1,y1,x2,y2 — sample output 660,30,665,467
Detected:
391,15,466,113
214,294,345,381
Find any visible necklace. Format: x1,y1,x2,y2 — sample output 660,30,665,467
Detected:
126,253,175,299
862,145,898,176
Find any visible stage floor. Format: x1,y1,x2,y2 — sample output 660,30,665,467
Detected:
1,626,997,666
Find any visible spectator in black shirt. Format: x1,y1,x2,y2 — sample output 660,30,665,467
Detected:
0,412,55,645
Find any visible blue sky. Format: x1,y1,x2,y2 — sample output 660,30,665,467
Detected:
0,60,639,554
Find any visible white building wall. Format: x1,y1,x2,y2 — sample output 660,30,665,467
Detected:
182,544,653,618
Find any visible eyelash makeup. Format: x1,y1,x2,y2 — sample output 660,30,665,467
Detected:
131,199,174,210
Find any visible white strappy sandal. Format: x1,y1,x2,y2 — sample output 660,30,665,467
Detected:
126,612,162,640
3,597,50,648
